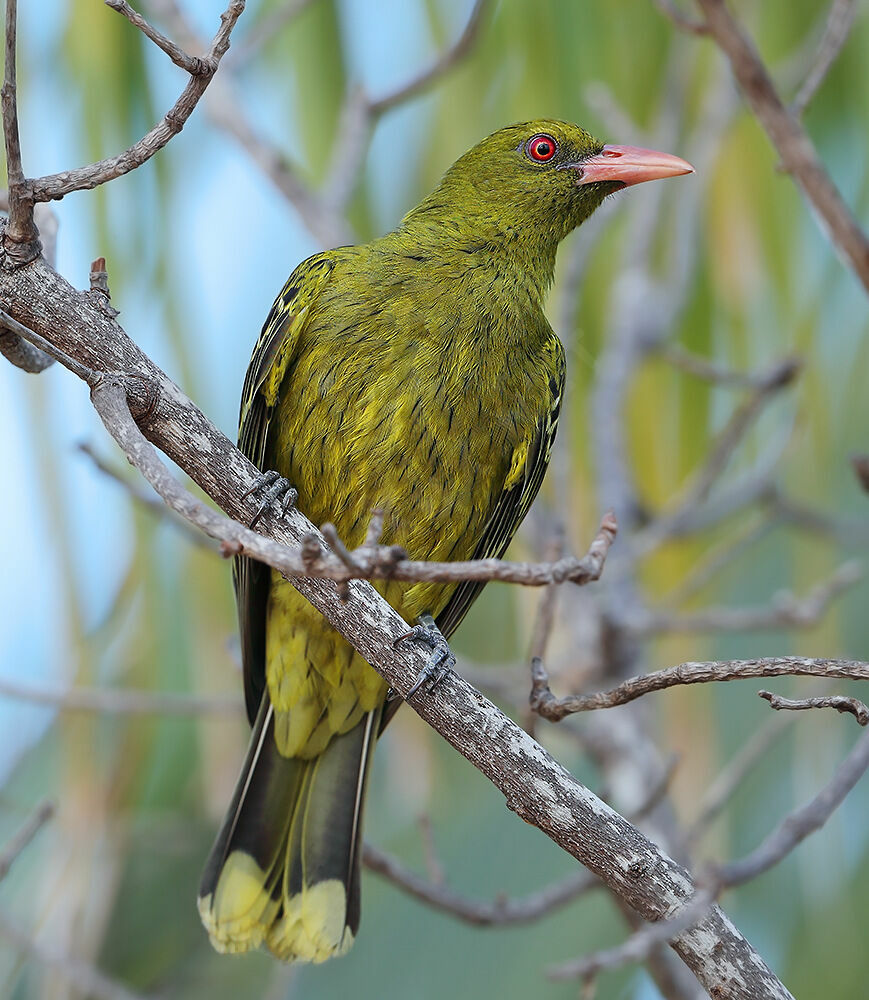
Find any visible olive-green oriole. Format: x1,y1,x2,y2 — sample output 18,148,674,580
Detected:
198,120,692,962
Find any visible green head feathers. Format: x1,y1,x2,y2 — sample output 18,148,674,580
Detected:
399,119,693,283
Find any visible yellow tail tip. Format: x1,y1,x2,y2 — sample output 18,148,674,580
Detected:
198,852,279,954
199,854,355,964
266,880,355,964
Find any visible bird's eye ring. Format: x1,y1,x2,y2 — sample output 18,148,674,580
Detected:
526,134,558,163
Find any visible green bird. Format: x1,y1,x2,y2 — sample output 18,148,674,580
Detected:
198,120,692,963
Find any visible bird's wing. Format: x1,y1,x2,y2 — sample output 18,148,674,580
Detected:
235,254,336,721
435,335,566,639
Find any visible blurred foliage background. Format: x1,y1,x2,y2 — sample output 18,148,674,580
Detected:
2,0,869,997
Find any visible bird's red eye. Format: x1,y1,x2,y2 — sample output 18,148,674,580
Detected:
526,134,558,163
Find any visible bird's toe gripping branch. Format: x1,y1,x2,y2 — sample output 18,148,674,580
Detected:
393,614,456,699
242,470,298,528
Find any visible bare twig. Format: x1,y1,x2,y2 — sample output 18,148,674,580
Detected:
227,0,316,68
0,801,54,881
664,516,775,607
714,726,869,888
636,460,779,548
522,528,566,735
770,488,869,545
687,0,869,295
527,526,566,665
853,454,869,495
0,676,242,716
548,890,717,983
531,656,869,722
790,0,858,117
685,357,800,507
651,0,709,36
363,842,599,927
104,0,207,74
416,815,446,886
142,0,353,246
78,441,216,549
321,86,373,214
1,0,38,254
211,92,352,247
629,561,862,638
759,690,869,726
368,0,492,115
0,307,97,381
23,1,245,206
323,0,493,214
363,508,385,547
0,912,151,1000
659,345,798,389
686,713,794,847
632,357,800,560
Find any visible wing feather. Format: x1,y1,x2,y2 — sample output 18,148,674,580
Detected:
435,336,566,639
235,255,336,721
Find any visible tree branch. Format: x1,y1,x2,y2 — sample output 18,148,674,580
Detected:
0,911,151,1000
104,0,208,75
77,441,217,549
548,890,717,984
0,195,57,369
684,0,869,295
0,800,54,881
631,357,800,559
0,676,242,716
758,690,869,727
363,843,599,927
659,345,799,389
651,0,709,36
628,561,861,638
714,726,869,887
227,0,317,68
853,454,869,495
790,0,857,118
685,713,794,847
0,250,793,1000
21,0,244,207
323,0,493,215
1,0,38,254
531,656,869,722
368,0,492,115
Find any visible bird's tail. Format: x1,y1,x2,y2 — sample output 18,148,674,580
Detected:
198,694,381,963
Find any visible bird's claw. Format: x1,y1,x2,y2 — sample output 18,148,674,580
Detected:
242,470,298,528
393,619,455,699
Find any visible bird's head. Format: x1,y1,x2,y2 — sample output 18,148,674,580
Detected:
402,119,693,277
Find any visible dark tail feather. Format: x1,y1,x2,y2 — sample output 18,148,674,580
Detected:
198,695,381,963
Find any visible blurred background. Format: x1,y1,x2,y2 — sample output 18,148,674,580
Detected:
2,0,869,997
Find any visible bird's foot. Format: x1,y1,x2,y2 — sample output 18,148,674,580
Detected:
242,470,298,528
393,615,455,699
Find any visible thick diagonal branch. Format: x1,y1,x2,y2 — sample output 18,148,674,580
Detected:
0,247,792,1000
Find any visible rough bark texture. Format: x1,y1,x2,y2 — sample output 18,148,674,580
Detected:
0,242,795,998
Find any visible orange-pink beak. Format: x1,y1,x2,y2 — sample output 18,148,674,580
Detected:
575,144,694,187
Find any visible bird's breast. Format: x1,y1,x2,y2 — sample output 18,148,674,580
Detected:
267,305,549,574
